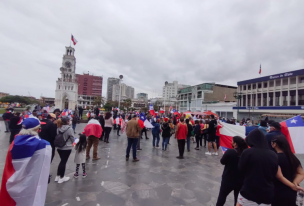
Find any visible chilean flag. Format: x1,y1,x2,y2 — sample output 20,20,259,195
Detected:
221,146,229,154
280,115,304,154
17,117,23,125
159,108,165,114
24,112,32,119
259,64,261,74
86,112,90,119
139,113,154,129
149,104,155,116
83,119,103,138
71,34,78,45
0,135,51,206
62,109,69,116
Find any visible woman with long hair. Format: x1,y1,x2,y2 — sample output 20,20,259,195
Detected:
202,120,209,148
216,136,248,206
55,117,75,184
271,135,304,206
74,134,87,178
185,119,193,152
104,112,113,143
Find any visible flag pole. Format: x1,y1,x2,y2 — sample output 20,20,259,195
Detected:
70,34,71,47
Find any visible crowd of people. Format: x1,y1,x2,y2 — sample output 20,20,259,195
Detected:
1,106,304,206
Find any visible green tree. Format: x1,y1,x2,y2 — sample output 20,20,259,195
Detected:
122,99,132,111
92,96,106,106
0,95,33,105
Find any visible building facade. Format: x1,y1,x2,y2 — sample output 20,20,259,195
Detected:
0,92,9,99
40,96,55,105
137,93,148,101
162,81,190,99
77,73,103,96
233,68,304,120
112,83,134,101
177,83,237,112
107,78,120,101
55,46,78,110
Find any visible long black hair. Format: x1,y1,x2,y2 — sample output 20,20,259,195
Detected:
272,135,302,177
105,112,112,120
233,136,248,156
76,134,87,153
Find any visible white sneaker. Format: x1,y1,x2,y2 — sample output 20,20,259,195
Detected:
205,152,212,155
58,176,70,184
211,152,215,155
54,176,60,182
214,152,219,156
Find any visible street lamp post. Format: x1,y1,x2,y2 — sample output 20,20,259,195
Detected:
233,92,243,121
188,95,192,111
118,75,123,110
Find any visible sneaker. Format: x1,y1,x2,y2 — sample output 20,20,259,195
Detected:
73,173,79,178
133,158,140,162
205,152,212,155
214,152,219,156
176,156,184,159
137,148,142,151
211,152,215,155
82,173,87,178
54,176,60,182
195,148,199,150
93,157,101,160
58,176,70,184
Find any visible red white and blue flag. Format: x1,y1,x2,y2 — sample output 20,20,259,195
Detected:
159,108,165,114
71,34,78,45
139,113,154,129
221,146,229,154
149,104,155,116
62,109,70,116
259,64,261,74
24,111,32,119
0,135,51,206
83,119,103,138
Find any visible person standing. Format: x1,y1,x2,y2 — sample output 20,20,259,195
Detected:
216,136,248,206
74,134,87,178
271,135,304,206
152,118,161,148
126,114,142,162
206,115,218,156
141,127,149,139
55,117,75,184
258,120,268,135
99,112,105,140
265,122,284,149
115,115,122,136
175,117,188,159
185,119,193,152
8,112,22,144
194,120,202,150
161,118,171,151
78,106,84,120
104,112,113,143
72,113,78,134
85,114,102,160
2,108,13,133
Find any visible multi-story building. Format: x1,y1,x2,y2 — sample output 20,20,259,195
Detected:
112,83,135,101
107,77,120,101
77,73,102,96
162,81,190,99
137,93,148,101
233,68,304,121
40,96,55,105
177,83,237,113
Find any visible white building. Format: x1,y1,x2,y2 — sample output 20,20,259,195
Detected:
107,77,120,100
55,46,78,110
112,83,134,101
162,81,190,99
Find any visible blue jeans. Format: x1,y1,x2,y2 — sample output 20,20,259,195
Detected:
72,124,76,132
153,134,160,147
162,137,170,150
126,138,138,159
186,136,191,151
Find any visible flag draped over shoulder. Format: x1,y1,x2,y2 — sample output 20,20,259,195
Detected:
0,135,52,206
83,119,102,138
139,113,154,129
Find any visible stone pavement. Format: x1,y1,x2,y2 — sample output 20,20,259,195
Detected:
0,121,304,206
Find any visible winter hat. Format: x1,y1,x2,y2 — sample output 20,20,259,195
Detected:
22,118,41,129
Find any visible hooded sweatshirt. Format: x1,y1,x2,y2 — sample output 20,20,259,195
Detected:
56,125,75,150
239,129,278,204
151,121,160,136
161,122,171,138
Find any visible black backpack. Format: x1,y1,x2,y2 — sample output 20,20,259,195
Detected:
54,128,70,148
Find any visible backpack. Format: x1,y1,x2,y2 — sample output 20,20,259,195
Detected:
54,128,70,148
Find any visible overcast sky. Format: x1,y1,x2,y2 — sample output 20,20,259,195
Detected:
1,0,304,99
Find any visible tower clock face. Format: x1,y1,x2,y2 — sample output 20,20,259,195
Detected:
65,61,71,68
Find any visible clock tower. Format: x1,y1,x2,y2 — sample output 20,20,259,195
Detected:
55,46,78,110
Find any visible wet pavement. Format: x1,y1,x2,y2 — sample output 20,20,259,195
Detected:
0,121,304,206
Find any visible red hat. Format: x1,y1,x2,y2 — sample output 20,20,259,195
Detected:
164,118,168,122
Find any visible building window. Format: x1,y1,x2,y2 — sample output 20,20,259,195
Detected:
300,77,304,83
197,91,202,98
243,85,246,90
258,83,261,89
264,82,268,87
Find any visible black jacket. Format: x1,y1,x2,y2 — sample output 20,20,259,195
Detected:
239,129,278,204
221,149,243,186
9,116,22,131
99,115,105,128
2,112,13,121
265,130,284,149
194,124,201,136
186,123,193,137
161,123,171,138
39,119,57,146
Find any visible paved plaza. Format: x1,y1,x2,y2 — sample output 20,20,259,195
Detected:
1,121,304,206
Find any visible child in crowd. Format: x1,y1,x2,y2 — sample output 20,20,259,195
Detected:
74,134,87,178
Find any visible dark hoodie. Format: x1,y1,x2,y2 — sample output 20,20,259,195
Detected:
39,119,57,146
239,129,278,204
161,122,171,138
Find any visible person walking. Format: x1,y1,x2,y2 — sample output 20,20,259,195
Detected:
78,106,83,119
55,117,75,184
126,114,142,162
74,134,87,178
175,117,188,159
206,115,218,155
194,120,202,150
141,127,149,139
2,108,13,133
8,112,22,144
216,136,248,206
115,115,122,136
271,135,304,206
152,118,161,148
85,114,102,160
161,118,171,151
185,119,193,152
104,112,113,143
72,113,78,134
